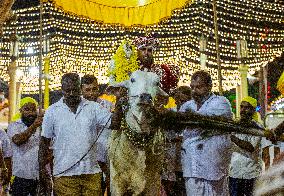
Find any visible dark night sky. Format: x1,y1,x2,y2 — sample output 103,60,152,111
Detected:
12,0,39,9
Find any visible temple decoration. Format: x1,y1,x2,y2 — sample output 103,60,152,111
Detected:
0,0,283,93
43,0,192,26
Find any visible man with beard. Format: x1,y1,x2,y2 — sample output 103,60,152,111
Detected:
180,71,255,196
133,36,179,94
229,96,263,196
39,73,123,195
7,97,42,196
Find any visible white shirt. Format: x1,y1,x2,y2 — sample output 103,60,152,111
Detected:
229,121,263,179
180,94,235,181
0,129,12,158
7,120,40,180
42,98,111,177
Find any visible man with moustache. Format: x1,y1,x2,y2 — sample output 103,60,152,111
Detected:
39,73,123,195
133,36,179,94
229,96,263,196
7,97,42,196
180,71,254,196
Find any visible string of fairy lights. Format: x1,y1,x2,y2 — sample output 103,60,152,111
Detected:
0,0,283,93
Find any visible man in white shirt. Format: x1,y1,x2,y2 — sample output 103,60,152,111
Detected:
39,73,122,195
179,71,254,196
81,74,110,195
229,96,263,196
7,97,42,196
0,128,12,187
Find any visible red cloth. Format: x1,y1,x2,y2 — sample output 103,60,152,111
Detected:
150,64,179,94
160,64,179,94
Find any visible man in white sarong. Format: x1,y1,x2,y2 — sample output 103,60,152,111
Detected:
180,70,253,196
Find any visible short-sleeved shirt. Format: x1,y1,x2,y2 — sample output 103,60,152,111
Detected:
7,120,40,180
96,97,114,163
229,121,263,179
41,98,112,177
0,129,12,158
180,94,235,181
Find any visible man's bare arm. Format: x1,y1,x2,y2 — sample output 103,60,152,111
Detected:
12,116,42,146
109,89,127,130
38,136,52,193
231,135,255,153
38,136,51,174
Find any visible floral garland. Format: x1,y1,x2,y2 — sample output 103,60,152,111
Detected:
122,118,156,149
108,40,139,83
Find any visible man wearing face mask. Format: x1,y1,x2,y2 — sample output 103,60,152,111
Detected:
7,97,42,196
229,96,263,196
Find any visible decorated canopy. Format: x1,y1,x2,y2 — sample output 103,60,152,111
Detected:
44,0,191,26
0,0,283,93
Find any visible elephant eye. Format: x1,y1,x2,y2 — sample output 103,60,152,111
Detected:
131,78,135,83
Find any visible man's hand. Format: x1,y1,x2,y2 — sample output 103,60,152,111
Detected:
264,128,277,144
32,113,44,128
38,137,52,195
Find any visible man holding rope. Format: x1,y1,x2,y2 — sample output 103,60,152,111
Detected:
179,71,258,196
38,73,123,195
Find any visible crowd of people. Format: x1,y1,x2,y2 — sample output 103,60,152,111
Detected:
0,36,282,196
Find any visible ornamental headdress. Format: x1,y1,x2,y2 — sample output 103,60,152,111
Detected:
132,35,160,51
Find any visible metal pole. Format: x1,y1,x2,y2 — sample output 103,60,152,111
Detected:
38,0,44,113
212,0,222,95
